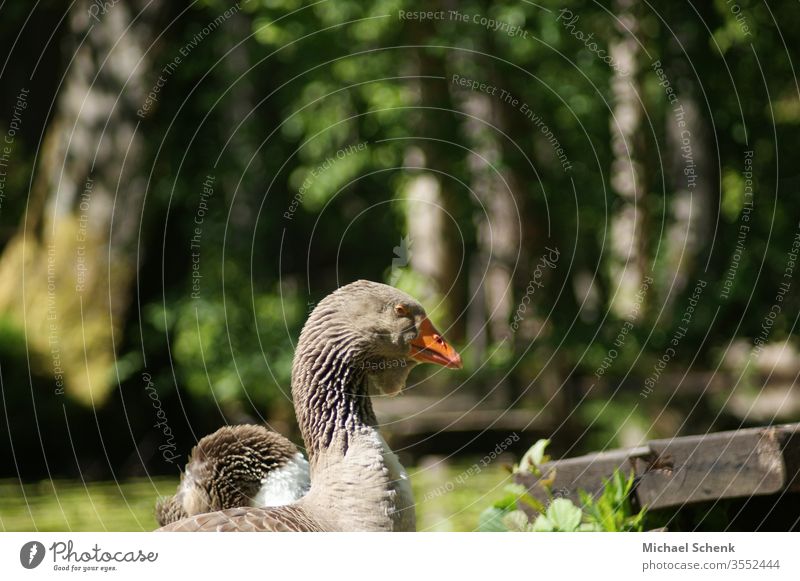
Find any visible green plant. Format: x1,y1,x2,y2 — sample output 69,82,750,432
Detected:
479,439,647,532
578,469,646,532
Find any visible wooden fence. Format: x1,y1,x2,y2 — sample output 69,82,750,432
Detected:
516,423,800,511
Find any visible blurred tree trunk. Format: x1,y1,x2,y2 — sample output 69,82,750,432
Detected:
461,87,523,350
0,1,163,403
403,18,465,340
451,60,530,369
448,13,540,400
607,0,648,319
458,85,529,403
662,93,713,303
659,23,715,310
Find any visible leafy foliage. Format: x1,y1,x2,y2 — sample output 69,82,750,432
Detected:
1,0,800,481
480,440,647,532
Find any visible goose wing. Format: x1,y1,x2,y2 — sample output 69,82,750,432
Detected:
157,505,325,532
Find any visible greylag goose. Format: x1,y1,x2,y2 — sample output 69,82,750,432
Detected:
155,424,310,526
157,280,461,531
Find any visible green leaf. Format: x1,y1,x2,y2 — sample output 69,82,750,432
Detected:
492,489,523,511
502,510,532,532
546,498,583,531
518,439,550,474
578,522,602,532
478,506,509,532
503,482,530,498
577,469,646,532
491,483,547,518
531,514,555,532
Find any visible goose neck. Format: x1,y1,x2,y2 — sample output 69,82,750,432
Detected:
292,337,376,459
289,326,415,530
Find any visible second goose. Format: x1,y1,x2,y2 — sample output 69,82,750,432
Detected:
155,424,310,526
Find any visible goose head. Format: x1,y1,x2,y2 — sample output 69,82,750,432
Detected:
298,280,461,398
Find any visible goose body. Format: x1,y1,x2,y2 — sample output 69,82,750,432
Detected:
157,280,461,532
155,425,310,527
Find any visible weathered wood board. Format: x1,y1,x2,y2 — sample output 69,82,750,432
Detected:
516,423,800,511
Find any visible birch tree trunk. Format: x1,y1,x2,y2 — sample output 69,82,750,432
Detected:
659,28,715,309
607,0,648,319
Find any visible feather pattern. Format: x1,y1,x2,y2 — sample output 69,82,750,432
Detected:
157,281,424,532
155,425,310,526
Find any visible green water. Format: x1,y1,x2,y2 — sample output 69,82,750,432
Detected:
0,463,509,532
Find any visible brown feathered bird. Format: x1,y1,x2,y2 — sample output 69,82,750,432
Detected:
157,280,461,532
155,424,310,526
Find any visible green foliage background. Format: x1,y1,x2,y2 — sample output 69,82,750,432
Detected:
0,0,798,495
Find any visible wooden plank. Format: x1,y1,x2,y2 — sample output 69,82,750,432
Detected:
635,427,786,509
775,425,800,492
514,423,800,512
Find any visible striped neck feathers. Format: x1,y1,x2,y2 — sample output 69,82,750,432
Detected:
291,312,378,460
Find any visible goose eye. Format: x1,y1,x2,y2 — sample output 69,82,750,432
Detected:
394,304,409,317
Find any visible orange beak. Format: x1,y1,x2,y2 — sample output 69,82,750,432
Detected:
409,318,462,369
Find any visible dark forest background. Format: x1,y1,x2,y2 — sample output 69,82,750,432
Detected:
0,0,798,484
